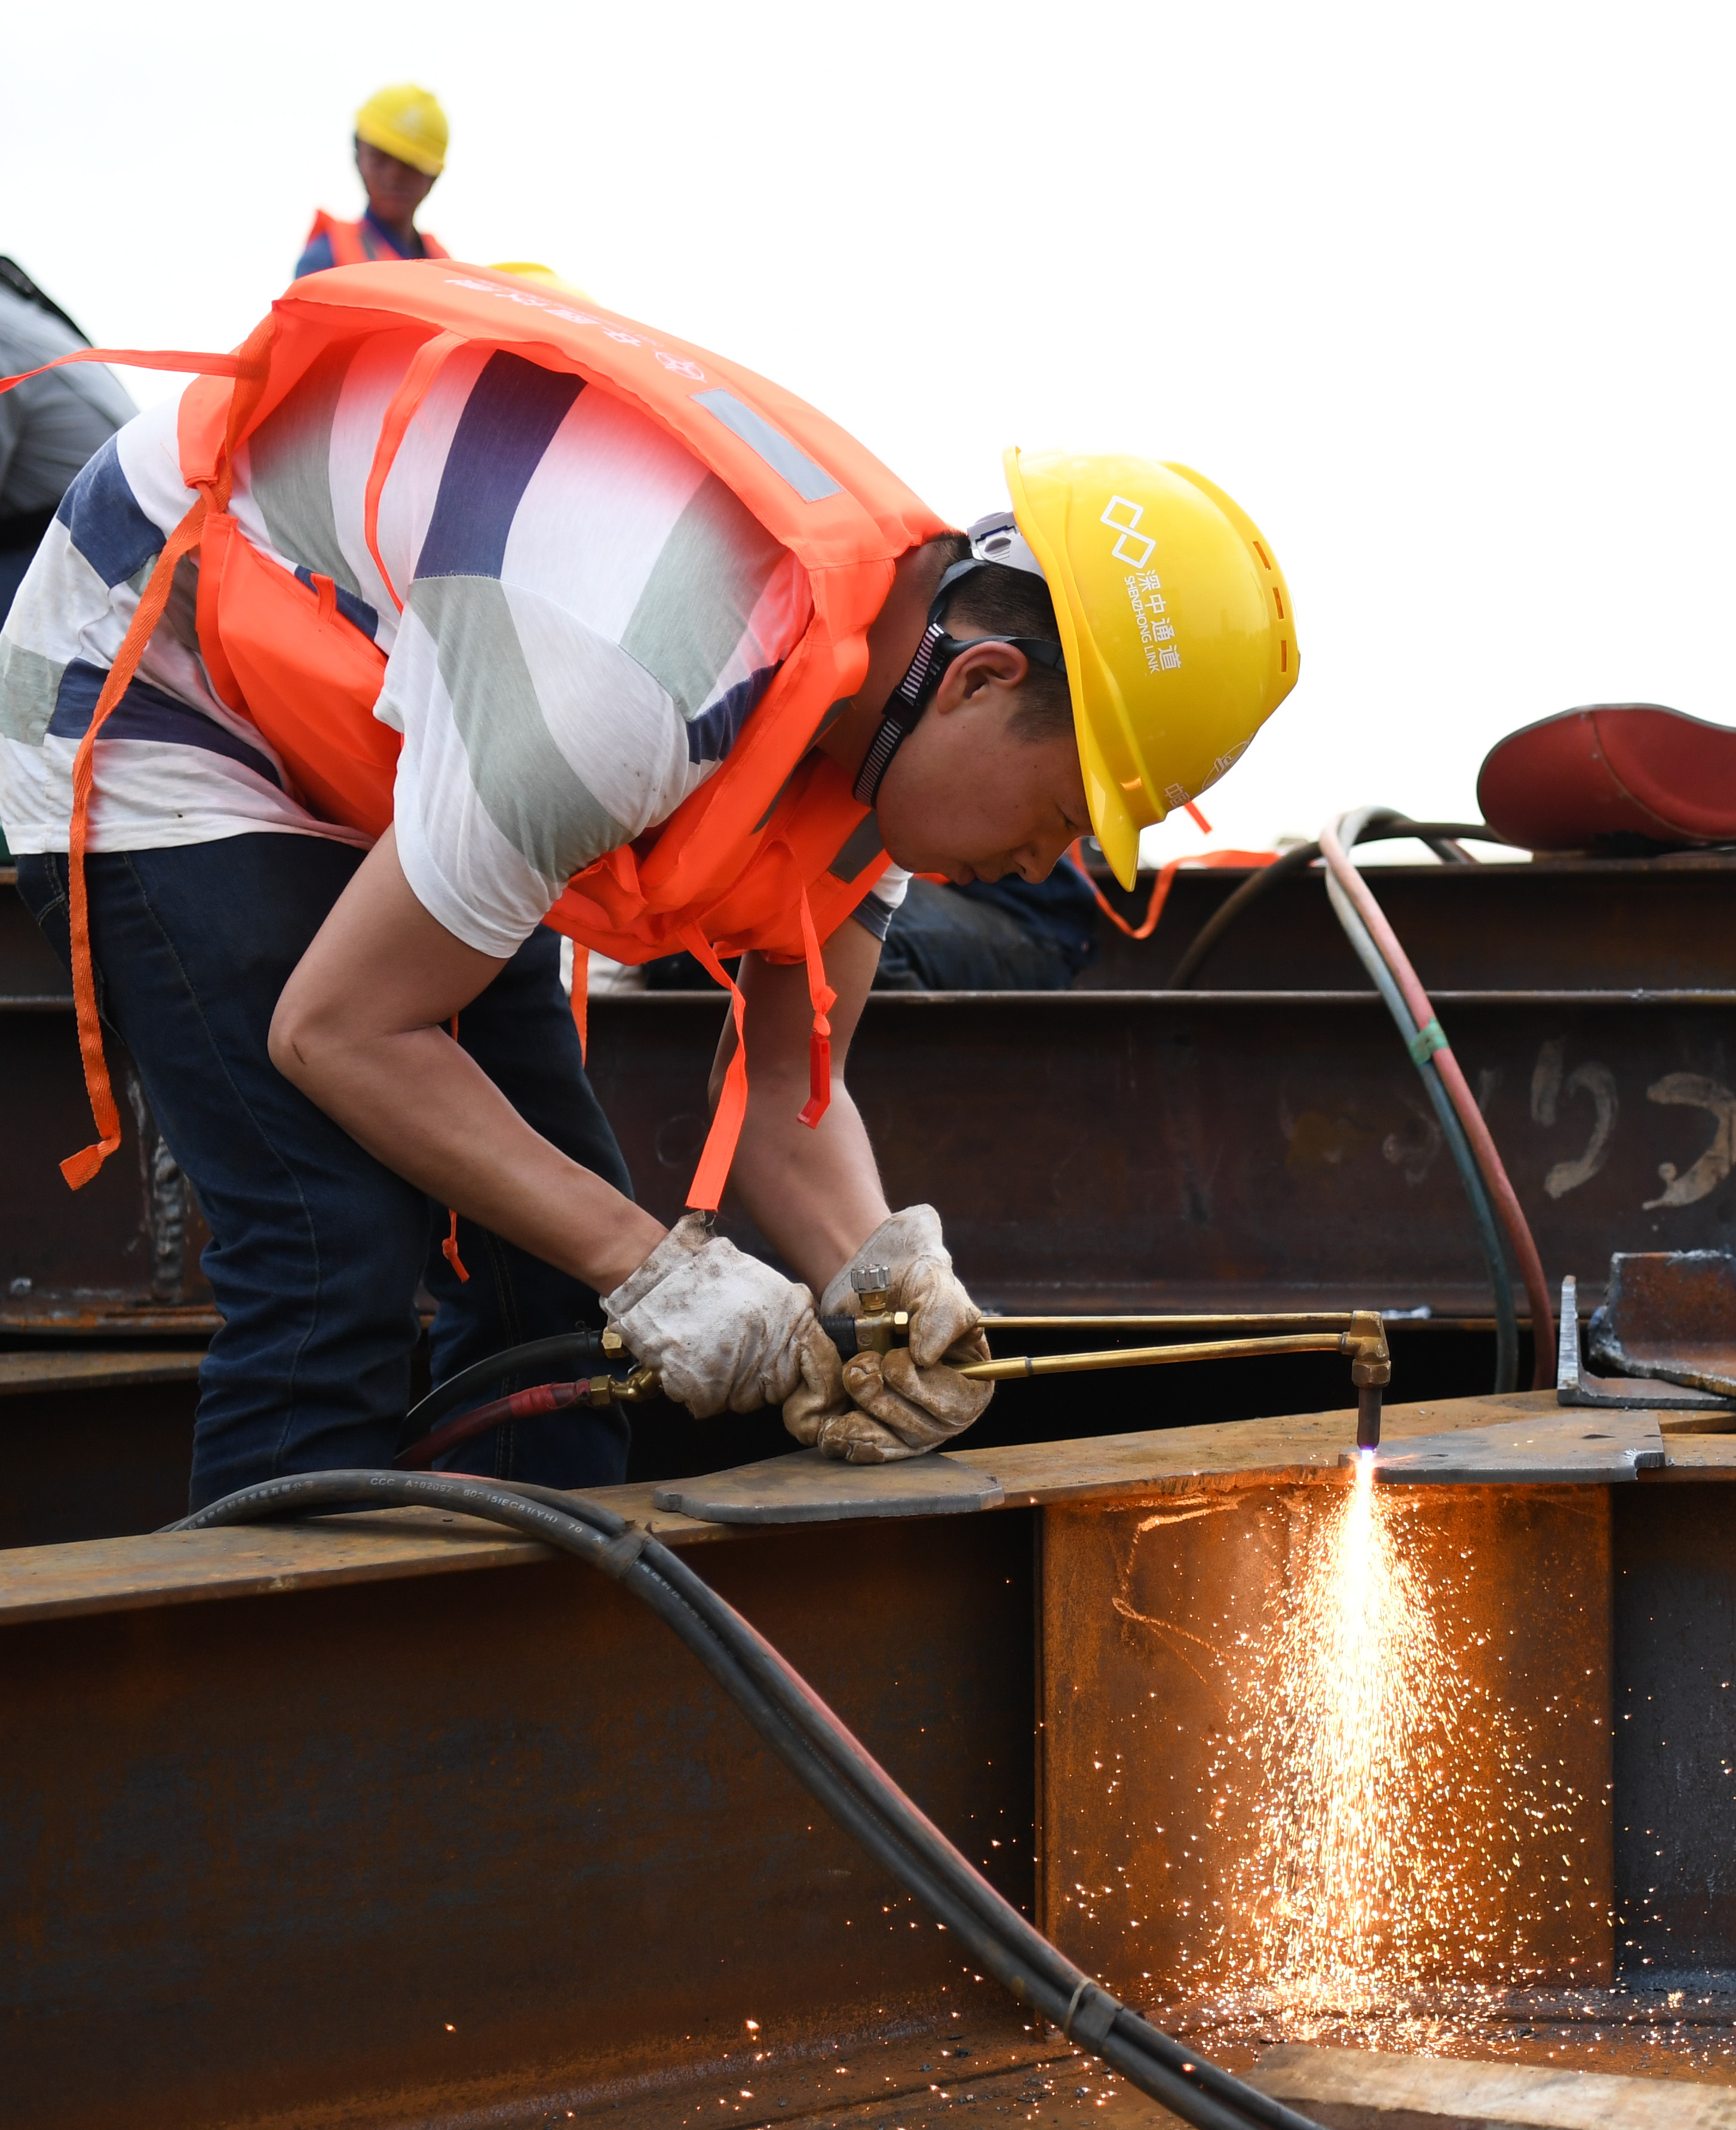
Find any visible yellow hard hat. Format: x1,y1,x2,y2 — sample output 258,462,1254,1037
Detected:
1004,448,1298,888
355,84,449,177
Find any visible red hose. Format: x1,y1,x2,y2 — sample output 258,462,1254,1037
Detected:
1319,814,1555,1388
395,1379,589,1469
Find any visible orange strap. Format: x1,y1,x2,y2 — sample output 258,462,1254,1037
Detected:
795,888,836,1130
59,494,210,1186
1069,840,1281,943
440,1016,471,1281
679,926,750,1213
570,943,589,1065
362,329,465,611
0,338,264,1190
0,346,253,401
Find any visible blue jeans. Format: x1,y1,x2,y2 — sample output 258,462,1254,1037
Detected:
873,877,1088,990
19,836,634,1507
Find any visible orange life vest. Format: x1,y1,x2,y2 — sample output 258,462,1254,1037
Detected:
303,210,450,269
0,263,948,1209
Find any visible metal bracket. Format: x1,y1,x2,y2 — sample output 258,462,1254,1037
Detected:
1556,1275,1735,1414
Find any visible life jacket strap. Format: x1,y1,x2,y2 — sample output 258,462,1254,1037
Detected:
58,492,209,1186
569,943,590,1066
795,887,836,1130
0,334,270,1189
677,926,751,1214
439,1016,471,1281
363,330,465,612
851,616,1067,808
1070,837,1281,941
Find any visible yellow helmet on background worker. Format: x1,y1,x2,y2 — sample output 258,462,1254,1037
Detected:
355,84,449,177
1001,449,1298,889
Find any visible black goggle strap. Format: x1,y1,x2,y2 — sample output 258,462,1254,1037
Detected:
852,551,1069,808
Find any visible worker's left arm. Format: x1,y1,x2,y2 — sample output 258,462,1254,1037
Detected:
711,918,890,1297
714,928,995,1460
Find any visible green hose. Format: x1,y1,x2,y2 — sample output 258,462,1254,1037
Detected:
1323,867,1520,1394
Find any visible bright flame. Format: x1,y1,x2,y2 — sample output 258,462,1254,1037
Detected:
1111,1472,1637,2063
1250,1453,1454,2015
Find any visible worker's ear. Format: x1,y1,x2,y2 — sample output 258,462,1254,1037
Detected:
930,640,1028,716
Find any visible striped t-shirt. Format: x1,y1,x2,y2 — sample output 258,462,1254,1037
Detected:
0,335,907,956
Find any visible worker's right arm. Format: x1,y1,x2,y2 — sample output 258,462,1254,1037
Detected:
268,828,848,1420
270,827,668,1294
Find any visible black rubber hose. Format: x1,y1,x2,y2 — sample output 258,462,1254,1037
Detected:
169,1471,1323,2130
1167,821,1510,988
404,1332,607,1438
408,1319,867,1448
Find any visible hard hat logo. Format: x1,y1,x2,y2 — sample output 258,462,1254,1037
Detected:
1004,446,1299,891
1100,496,1157,572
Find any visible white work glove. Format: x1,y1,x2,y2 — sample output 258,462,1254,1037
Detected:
795,1205,995,1463
604,1213,842,1422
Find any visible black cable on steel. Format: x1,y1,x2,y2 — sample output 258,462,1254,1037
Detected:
170,1471,1323,2130
1167,821,1509,989
404,1331,608,1438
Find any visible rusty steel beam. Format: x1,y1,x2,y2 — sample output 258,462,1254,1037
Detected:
1078,854,1736,993
588,989,1736,1317
1039,1484,1616,1999
2,1403,1734,2127
6,860,1736,1327
0,1508,1038,2130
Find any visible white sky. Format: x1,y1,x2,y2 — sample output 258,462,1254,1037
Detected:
5,0,1729,863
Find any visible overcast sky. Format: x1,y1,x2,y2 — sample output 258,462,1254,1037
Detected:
5,0,1728,863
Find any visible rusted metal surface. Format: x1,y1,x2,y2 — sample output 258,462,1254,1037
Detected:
0,1391,1578,1625
0,1024,211,1321
0,1511,1036,2130
1559,1272,1736,1415
1614,1484,1736,1974
0,1372,199,1546
1363,1409,1665,1483
1039,1484,1617,1999
1,1399,1734,2124
1079,853,1736,993
7,858,1736,1329
0,871,211,1324
589,989,1736,1318
0,1348,202,1397
1590,1250,1736,1397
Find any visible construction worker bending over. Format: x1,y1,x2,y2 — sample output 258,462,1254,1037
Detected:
296,85,449,278
0,264,1296,1507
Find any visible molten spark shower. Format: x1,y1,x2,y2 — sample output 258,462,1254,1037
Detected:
1250,1453,1465,2015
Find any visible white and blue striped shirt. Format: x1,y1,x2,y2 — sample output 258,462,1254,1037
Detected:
0,333,907,954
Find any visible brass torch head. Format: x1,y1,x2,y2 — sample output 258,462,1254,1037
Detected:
849,1263,907,1354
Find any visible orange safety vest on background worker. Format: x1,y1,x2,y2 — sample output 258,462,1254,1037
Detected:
300,210,451,271
5,260,949,1200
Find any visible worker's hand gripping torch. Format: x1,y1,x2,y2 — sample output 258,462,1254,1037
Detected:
396,1265,1393,1471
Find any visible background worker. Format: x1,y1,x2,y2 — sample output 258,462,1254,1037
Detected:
0,258,134,861
644,861,1101,992
295,85,450,277
0,273,1295,1509
871,863,1099,990
0,259,133,626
